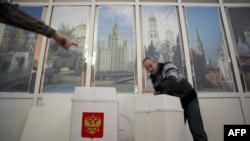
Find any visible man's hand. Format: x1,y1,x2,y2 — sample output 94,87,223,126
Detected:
142,87,155,94
51,31,78,50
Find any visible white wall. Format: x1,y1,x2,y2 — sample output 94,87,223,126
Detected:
0,93,249,141
0,96,33,141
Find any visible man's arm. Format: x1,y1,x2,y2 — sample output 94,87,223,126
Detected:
0,0,55,37
154,76,178,92
0,0,77,50
154,63,179,92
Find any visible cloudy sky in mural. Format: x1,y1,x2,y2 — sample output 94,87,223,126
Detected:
186,7,222,63
97,6,134,46
50,6,89,29
142,6,179,46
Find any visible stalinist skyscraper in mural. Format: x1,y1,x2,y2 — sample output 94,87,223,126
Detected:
97,20,131,73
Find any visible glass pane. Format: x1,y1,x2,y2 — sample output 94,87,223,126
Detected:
141,6,185,89
54,0,91,2
224,0,250,3
227,7,250,92
0,6,44,93
139,0,177,2
96,0,134,2
42,6,89,93
182,0,218,3
185,7,236,92
12,0,49,2
93,6,135,93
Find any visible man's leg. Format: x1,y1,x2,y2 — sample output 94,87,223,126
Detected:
184,98,208,141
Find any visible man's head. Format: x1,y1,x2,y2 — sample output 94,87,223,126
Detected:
142,56,158,74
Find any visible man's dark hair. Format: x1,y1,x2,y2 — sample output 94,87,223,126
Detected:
142,56,156,64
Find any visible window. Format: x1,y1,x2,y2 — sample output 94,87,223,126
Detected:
141,6,185,89
41,6,89,93
0,6,44,93
92,6,135,93
185,7,236,92
182,0,218,3
227,7,250,92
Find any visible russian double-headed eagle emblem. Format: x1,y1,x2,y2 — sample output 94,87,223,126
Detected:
82,112,104,138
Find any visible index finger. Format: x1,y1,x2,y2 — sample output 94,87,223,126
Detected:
72,42,78,46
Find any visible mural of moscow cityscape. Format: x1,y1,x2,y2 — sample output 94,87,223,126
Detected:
143,6,236,92
227,7,250,92
43,6,89,93
142,6,184,89
94,6,135,93
0,7,43,93
0,5,248,93
186,7,235,92
143,6,183,71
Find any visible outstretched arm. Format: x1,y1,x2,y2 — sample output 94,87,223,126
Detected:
0,0,77,50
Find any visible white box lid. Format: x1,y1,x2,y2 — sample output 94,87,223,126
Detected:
72,87,117,102
135,94,183,112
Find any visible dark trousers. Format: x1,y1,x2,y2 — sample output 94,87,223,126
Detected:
184,98,208,141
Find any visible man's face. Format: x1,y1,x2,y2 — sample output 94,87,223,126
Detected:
143,59,158,74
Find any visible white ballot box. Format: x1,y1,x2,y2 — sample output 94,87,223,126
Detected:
134,94,185,141
70,87,118,141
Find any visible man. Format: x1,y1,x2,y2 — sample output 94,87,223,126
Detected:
0,0,77,50
142,56,208,141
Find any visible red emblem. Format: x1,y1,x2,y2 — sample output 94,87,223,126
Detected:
82,112,104,138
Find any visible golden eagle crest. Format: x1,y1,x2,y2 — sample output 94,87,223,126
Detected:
84,115,102,134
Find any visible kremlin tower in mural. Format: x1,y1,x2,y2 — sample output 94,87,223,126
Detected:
144,13,183,76
191,26,234,91
144,13,234,91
